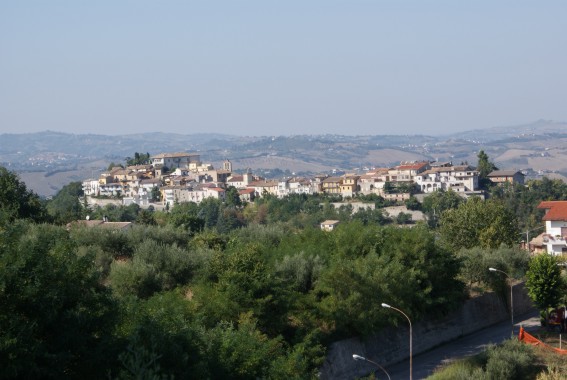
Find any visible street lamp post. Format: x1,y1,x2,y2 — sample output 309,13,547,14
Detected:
382,303,412,380
489,267,514,335
352,354,391,380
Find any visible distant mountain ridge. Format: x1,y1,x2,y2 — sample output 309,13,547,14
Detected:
1,120,566,196
444,119,567,142
2,119,566,157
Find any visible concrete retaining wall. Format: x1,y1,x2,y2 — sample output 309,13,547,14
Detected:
320,283,534,379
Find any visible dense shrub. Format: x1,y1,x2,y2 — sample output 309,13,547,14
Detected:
485,339,535,379
109,240,208,298
457,246,529,290
430,339,538,380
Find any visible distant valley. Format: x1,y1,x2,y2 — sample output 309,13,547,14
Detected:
1,119,566,197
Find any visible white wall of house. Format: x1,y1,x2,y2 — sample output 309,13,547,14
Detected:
415,168,478,193
544,220,567,255
277,179,315,198
152,154,201,170
163,186,225,207
82,179,100,196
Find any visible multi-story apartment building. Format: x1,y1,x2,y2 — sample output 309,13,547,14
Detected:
82,179,100,196
162,184,226,207
487,170,525,186
277,177,314,198
388,162,430,182
415,165,479,193
321,177,342,194
311,175,329,193
358,169,389,195
227,171,254,189
247,180,279,197
340,175,360,197
151,152,201,170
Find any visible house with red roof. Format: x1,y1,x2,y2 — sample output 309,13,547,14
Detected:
537,201,567,255
388,161,430,182
238,188,256,203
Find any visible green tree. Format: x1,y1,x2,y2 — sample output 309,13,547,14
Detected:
46,181,84,224
0,166,49,222
203,313,286,380
91,203,140,222
439,197,519,251
168,202,205,233
526,254,565,320
405,196,421,211
421,190,463,228
136,209,157,225
150,186,162,202
0,222,118,378
476,150,498,189
110,239,206,298
395,212,412,224
224,186,242,207
351,207,389,226
117,292,207,379
457,246,529,289
126,152,151,166
316,224,464,336
216,207,244,233
198,198,222,228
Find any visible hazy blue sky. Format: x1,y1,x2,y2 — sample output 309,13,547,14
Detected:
1,1,566,136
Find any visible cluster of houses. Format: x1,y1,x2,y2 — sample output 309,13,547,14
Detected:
78,151,567,256
82,152,528,208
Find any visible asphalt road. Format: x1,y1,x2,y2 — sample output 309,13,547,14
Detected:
379,310,541,380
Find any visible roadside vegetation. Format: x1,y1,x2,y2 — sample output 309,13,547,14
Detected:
428,337,567,380
1,164,567,379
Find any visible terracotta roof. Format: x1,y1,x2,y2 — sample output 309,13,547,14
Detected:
127,164,153,170
487,170,524,177
396,162,429,170
538,201,567,221
322,176,342,183
248,180,278,187
529,232,546,246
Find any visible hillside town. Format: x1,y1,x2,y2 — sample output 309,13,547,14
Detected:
78,151,567,257
81,151,527,208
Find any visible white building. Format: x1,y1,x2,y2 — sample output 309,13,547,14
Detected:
538,201,567,256
82,179,100,196
151,152,201,170
414,165,479,193
162,184,226,207
277,177,314,198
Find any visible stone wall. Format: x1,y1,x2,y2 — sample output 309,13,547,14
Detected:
320,283,534,380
